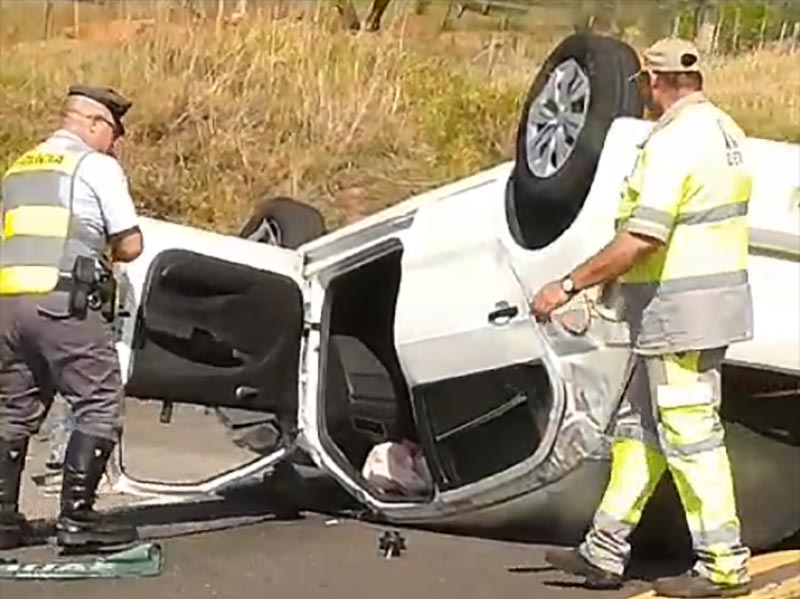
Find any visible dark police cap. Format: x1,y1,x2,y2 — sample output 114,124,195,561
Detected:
67,84,132,136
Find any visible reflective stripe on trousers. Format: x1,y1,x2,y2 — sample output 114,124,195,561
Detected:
579,350,750,585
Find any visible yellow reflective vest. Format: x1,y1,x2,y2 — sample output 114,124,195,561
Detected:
0,139,95,295
616,93,754,354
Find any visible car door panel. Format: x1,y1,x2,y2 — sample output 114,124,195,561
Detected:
394,181,550,387
117,217,305,418
393,181,561,495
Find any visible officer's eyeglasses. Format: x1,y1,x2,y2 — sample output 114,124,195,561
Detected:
93,115,123,139
68,109,123,139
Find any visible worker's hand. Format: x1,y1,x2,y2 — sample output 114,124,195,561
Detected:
531,281,570,323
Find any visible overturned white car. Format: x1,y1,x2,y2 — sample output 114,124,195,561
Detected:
114,34,800,552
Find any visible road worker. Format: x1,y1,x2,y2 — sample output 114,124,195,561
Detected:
0,85,143,550
531,39,753,598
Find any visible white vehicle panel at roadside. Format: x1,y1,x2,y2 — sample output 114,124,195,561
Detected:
115,216,305,384
394,176,550,385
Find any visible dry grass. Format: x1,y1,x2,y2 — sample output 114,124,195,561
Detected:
0,4,797,233
705,49,800,144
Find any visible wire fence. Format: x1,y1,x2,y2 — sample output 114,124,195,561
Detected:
25,0,800,54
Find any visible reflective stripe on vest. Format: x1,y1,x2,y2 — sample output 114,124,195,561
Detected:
615,100,754,353
0,142,93,295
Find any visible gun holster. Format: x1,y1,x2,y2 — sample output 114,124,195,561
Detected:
98,269,118,323
68,257,117,322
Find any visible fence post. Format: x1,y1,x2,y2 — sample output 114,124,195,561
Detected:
43,0,54,39
792,22,800,52
732,6,741,50
73,0,80,38
712,7,724,53
695,3,716,53
671,14,681,38
215,0,225,34
439,0,454,32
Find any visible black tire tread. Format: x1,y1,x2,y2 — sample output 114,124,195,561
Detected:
239,196,326,250
510,34,643,249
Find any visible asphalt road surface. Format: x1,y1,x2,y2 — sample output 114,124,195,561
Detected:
3,402,797,599
2,513,798,599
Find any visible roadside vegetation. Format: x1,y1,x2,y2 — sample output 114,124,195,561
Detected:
1,1,798,231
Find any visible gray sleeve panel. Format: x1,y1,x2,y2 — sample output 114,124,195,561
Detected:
76,153,139,237
623,219,671,243
748,228,800,260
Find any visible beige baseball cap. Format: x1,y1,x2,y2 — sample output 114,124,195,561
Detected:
641,38,702,74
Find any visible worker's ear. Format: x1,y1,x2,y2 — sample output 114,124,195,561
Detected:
86,116,99,133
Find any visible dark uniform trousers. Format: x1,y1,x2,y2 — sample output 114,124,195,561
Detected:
0,293,122,443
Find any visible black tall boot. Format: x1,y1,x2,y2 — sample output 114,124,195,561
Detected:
56,430,137,548
0,438,28,550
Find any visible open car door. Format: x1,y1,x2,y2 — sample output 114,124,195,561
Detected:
113,217,306,499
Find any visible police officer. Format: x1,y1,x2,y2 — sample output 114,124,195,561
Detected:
0,85,142,550
531,39,753,598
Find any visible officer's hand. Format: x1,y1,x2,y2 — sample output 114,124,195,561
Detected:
531,281,570,322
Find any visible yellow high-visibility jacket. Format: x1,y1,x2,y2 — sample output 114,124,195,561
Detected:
616,93,754,354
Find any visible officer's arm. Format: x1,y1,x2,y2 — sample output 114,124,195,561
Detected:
85,154,143,263
570,232,662,291
110,227,143,262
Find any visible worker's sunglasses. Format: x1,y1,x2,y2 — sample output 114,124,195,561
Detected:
629,70,652,85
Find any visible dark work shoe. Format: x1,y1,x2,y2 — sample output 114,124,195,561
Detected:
0,510,26,550
56,431,137,549
654,571,751,598
0,438,29,550
545,547,623,590
56,509,137,549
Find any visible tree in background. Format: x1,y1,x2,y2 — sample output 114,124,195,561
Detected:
334,0,392,32
667,0,800,52
566,0,800,52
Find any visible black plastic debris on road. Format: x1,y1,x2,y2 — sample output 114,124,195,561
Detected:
378,530,406,559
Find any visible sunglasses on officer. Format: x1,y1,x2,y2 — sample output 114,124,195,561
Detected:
92,114,123,139
67,109,124,139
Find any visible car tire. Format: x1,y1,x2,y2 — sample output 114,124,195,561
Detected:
509,33,643,249
239,196,326,249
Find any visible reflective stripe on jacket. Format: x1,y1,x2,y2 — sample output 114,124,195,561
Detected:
616,93,754,353
0,138,95,295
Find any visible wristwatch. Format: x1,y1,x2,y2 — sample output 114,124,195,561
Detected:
560,276,577,296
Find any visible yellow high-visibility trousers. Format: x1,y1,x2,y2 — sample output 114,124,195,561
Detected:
579,349,750,585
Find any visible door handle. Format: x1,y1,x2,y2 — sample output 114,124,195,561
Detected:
488,303,519,324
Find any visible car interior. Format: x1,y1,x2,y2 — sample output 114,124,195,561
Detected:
127,247,557,502
320,244,555,501
320,248,421,496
